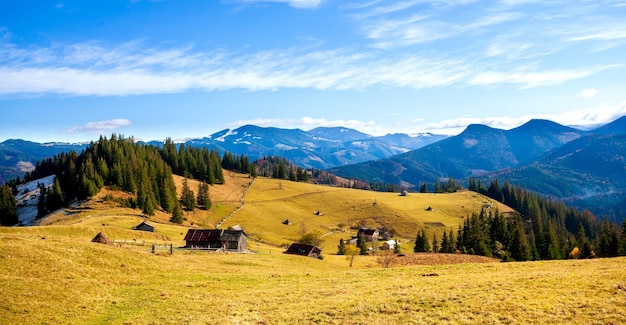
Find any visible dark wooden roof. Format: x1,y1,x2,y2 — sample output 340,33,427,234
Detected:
219,230,246,242
134,221,154,230
358,228,378,236
285,243,321,256
184,229,220,242
184,229,246,242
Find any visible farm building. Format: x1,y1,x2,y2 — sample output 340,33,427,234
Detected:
357,228,380,242
184,229,247,252
284,243,322,258
134,221,154,232
380,240,397,251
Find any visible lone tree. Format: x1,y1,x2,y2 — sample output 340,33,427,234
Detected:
337,238,346,255
345,245,360,267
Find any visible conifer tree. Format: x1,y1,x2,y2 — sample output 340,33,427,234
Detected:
414,229,431,252
171,204,184,224
509,218,531,261
337,239,346,255
357,235,368,255
46,177,64,211
181,177,196,211
0,185,18,226
432,234,439,253
196,182,211,209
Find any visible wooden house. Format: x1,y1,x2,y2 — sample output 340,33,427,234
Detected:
284,243,322,258
357,228,380,242
184,229,247,252
380,240,397,251
134,221,154,232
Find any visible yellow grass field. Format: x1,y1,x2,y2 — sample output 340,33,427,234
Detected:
1,228,625,324
2,176,625,324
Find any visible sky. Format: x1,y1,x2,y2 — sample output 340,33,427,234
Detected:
1,0,625,143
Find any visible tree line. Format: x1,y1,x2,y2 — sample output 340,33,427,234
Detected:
1,135,262,226
410,178,626,261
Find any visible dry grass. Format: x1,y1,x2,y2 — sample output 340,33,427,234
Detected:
230,177,513,252
1,229,625,324
4,176,624,324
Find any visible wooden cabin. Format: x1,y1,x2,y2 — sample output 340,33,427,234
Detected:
184,229,247,252
284,243,322,258
357,228,380,242
134,221,154,232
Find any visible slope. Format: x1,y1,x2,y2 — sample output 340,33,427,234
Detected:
224,177,514,253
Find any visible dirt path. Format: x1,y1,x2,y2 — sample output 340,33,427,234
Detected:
216,177,256,229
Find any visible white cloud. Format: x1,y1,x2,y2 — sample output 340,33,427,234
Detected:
67,119,132,133
227,117,388,135
415,101,626,134
469,67,604,89
224,0,323,9
578,88,598,99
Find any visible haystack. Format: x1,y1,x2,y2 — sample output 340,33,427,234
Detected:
92,232,114,245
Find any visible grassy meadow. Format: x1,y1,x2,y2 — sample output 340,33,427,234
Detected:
2,175,626,324
1,227,626,324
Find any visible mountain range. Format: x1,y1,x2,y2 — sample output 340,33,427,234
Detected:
0,126,447,183
2,117,625,221
331,116,626,221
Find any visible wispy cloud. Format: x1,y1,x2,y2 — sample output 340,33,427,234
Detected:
227,116,387,135
578,88,598,99
67,118,132,133
416,101,626,134
223,0,323,9
0,38,616,95
469,66,607,89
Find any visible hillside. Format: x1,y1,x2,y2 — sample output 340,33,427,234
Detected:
332,116,626,221
222,177,514,253
33,175,513,254
1,225,625,324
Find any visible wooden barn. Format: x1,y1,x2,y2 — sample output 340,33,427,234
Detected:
357,228,380,242
284,243,322,258
184,229,247,252
134,221,154,232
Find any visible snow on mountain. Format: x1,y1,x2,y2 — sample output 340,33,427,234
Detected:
16,175,55,226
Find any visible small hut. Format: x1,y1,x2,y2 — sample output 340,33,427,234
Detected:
284,243,322,258
134,221,154,232
92,232,113,245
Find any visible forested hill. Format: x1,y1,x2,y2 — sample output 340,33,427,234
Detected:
19,135,258,224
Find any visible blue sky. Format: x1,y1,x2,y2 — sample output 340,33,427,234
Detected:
1,0,625,143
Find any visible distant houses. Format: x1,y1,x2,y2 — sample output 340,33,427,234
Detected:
134,221,154,232
284,243,322,258
184,229,247,252
357,228,380,242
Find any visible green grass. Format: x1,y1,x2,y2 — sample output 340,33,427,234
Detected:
1,229,625,324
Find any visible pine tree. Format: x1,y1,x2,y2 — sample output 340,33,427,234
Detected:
0,185,18,226
46,177,64,212
432,234,439,253
337,239,346,255
171,204,184,224
509,218,531,261
357,235,368,255
196,182,211,209
180,177,196,211
414,230,431,252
